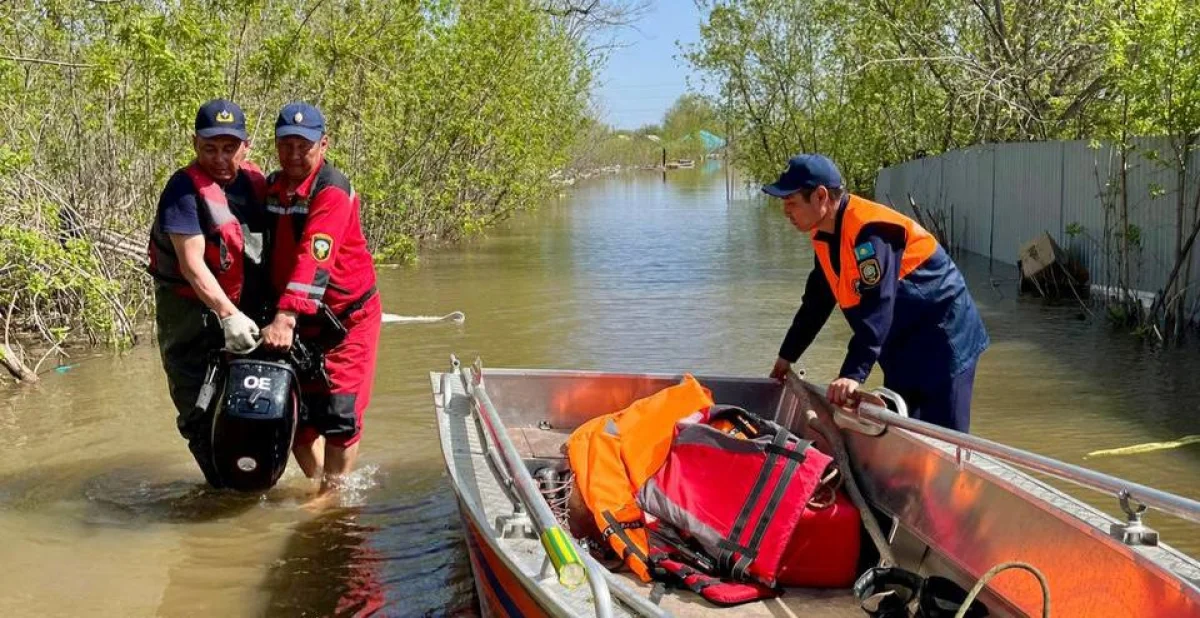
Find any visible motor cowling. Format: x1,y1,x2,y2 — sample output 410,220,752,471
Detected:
211,359,299,491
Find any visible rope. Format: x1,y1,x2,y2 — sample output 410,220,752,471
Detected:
806,466,843,510
955,561,1050,618
805,410,896,567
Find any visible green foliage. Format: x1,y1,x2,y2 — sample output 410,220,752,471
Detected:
0,226,122,346
1101,0,1200,334
571,93,724,168
686,0,1120,192
573,129,663,168
661,93,722,161
1103,0,1200,147
375,235,418,265
0,0,592,347
1117,224,1143,250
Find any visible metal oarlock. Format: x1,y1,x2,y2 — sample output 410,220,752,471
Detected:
1110,489,1160,546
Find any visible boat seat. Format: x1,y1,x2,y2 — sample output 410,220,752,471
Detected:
507,426,571,460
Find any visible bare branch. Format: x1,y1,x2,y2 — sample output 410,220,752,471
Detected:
0,54,94,68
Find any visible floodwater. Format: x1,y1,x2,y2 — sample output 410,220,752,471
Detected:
1,162,1196,616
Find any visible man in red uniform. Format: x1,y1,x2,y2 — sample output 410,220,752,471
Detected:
260,102,382,493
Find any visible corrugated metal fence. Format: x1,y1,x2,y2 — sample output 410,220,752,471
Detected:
873,139,1200,308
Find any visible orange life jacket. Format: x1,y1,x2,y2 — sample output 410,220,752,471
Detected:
812,195,937,309
148,160,266,304
565,374,714,582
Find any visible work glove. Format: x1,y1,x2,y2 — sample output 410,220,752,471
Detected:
220,311,260,354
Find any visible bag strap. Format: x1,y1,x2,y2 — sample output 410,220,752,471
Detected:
717,428,814,582
649,527,716,574
738,438,806,580
601,510,651,567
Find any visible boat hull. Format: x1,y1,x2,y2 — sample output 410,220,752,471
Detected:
458,496,554,618
434,367,1200,617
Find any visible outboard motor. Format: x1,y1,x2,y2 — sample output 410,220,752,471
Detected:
198,304,344,492
209,356,300,491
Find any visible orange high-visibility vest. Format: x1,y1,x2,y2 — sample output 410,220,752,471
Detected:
565,374,714,581
812,195,938,309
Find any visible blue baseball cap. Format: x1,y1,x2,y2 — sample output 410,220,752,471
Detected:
195,99,248,140
275,102,326,141
762,154,843,198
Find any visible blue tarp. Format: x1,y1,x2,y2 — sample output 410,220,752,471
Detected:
679,130,727,152
697,130,726,152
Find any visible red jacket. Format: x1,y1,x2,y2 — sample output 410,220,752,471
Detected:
266,160,376,317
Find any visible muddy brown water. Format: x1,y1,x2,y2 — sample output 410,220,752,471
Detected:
1,162,1196,616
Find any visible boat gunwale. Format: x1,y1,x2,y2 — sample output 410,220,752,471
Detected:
946,439,1200,595
481,367,1200,530
431,371,580,618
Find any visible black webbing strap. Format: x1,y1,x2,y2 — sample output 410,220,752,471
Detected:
764,437,811,463
336,285,377,321
664,562,718,593
726,429,791,545
735,439,805,580
601,510,650,565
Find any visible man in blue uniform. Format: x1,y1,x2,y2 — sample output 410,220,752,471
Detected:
148,99,268,485
765,154,989,432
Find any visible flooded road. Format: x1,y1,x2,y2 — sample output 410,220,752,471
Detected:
1,162,1196,616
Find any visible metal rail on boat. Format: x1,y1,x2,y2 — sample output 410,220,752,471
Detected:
786,373,1200,526
451,358,617,618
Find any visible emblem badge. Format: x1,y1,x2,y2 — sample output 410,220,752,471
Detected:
859,258,881,286
293,112,304,123
215,110,234,123
311,233,333,262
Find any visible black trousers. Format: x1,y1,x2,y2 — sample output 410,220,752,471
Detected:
155,285,224,486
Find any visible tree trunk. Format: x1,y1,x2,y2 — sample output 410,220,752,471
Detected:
1,344,38,383
1120,98,1131,306
1169,140,1188,339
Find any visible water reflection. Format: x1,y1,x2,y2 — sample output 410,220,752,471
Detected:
262,481,477,617
263,507,388,617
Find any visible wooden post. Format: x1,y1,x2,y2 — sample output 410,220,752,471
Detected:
725,152,731,202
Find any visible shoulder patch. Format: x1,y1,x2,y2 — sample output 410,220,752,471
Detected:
311,233,333,262
859,258,881,286
854,242,876,261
